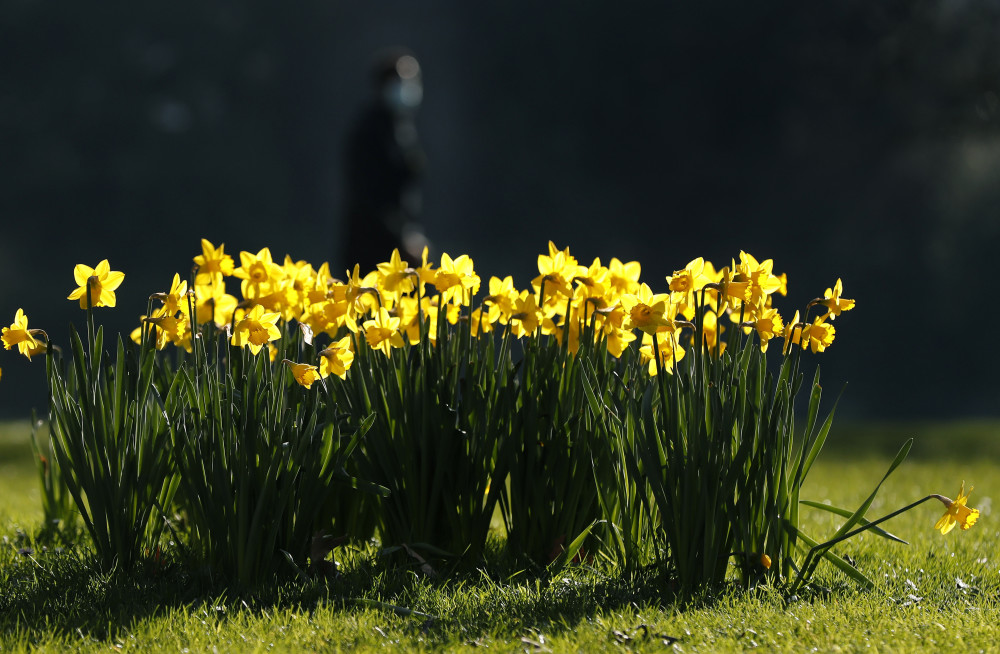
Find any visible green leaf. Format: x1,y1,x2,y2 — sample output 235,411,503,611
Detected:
798,500,908,544
831,438,913,540
547,521,596,574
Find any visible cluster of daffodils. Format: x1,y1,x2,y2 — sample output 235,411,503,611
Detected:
6,241,858,384
0,240,985,541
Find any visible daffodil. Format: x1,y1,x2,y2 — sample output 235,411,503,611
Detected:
303,261,339,306
362,306,405,356
620,283,672,335
604,324,637,358
433,252,481,305
751,301,784,353
782,310,803,354
934,482,980,534
736,251,783,305
708,265,750,313
697,309,726,355
233,247,285,301
344,264,380,328
482,275,518,326
231,304,282,355
532,241,579,302
318,336,355,379
421,299,461,344
1,309,34,351
393,296,424,345
284,359,322,389
639,330,686,376
376,248,417,299
470,307,495,336
572,257,610,300
2,309,43,360
194,279,238,328
509,291,541,339
67,260,125,309
193,238,235,284
415,246,436,293
799,316,835,353
775,272,788,296
667,257,710,297
146,312,193,352
253,278,303,322
153,273,190,316
606,257,641,296
303,297,349,338
818,278,855,320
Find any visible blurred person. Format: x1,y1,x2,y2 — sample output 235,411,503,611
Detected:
341,48,429,274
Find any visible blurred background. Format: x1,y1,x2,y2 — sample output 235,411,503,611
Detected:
2,0,999,420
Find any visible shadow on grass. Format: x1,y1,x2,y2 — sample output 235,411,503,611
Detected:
0,527,713,645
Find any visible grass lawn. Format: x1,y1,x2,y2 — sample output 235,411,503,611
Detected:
1,418,998,652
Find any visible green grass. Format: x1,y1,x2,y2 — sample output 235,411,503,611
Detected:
1,419,999,652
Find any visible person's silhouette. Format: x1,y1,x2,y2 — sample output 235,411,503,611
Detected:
341,48,429,274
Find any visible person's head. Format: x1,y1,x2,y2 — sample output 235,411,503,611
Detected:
372,48,423,114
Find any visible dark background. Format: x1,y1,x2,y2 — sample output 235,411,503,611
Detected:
2,1,999,420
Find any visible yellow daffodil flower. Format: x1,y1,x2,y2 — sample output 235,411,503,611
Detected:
604,324,637,358
667,257,710,297
284,359,322,389
709,266,751,314
362,306,405,356
303,261,338,307
532,241,579,301
303,297,349,339
344,264,380,328
752,302,784,353
799,316,835,353
193,238,235,284
233,247,285,302
781,310,803,354
696,309,726,354
775,272,788,296
934,482,980,534
639,330,686,376
470,307,495,336
572,257,610,300
154,273,190,316
319,336,355,379
147,312,193,352
620,283,672,335
607,257,641,296
736,251,783,305
509,291,541,339
819,278,855,320
2,309,40,360
421,299,461,344
376,248,417,298
433,252,481,305
483,275,518,326
231,304,282,355
414,246,436,292
194,279,238,328
67,260,125,309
